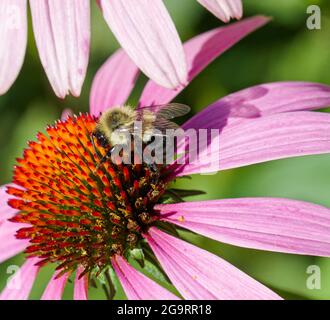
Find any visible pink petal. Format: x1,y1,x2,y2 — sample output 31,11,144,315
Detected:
0,0,27,94
145,227,281,300
98,0,187,89
112,255,179,300
159,198,330,257
41,271,69,300
183,82,330,130
0,184,28,263
0,257,40,300
74,266,88,300
30,0,90,98
0,220,29,264
139,16,269,106
197,0,243,22
61,109,73,121
89,50,140,117
171,111,330,176
0,184,18,222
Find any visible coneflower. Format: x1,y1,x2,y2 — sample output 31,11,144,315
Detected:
1,17,330,300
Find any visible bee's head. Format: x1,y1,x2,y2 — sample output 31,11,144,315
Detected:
96,107,135,146
103,107,134,131
108,110,127,130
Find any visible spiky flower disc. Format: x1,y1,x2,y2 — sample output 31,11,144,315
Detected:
7,114,166,276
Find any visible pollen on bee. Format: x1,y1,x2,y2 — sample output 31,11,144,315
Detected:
8,113,167,276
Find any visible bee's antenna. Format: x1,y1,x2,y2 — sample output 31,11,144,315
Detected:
92,161,105,175
93,147,115,173
90,132,102,174
93,162,102,173
90,132,99,157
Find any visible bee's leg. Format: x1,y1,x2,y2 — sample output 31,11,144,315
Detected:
146,135,167,173
140,145,158,173
147,163,158,172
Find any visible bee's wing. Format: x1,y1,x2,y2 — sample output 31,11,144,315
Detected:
111,104,188,141
115,124,176,138
136,103,190,135
139,103,190,120
152,117,180,133
156,103,190,120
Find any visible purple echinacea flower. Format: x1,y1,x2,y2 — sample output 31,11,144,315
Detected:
1,16,330,300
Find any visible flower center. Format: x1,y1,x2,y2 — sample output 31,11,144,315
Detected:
8,114,166,276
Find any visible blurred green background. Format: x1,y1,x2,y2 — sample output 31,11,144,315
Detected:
1,0,330,300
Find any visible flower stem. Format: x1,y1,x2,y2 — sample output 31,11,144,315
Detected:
105,269,116,300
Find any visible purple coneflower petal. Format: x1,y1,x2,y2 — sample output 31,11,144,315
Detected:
197,0,243,23
172,111,330,176
0,184,29,263
90,50,140,117
0,0,27,95
0,185,18,223
30,0,90,98
112,255,179,300
139,16,269,106
0,221,29,264
145,227,281,300
183,81,330,129
61,109,74,121
41,271,69,300
74,267,88,300
0,257,40,300
159,198,330,257
98,0,187,89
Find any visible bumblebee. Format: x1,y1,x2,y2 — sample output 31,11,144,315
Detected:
91,103,190,168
